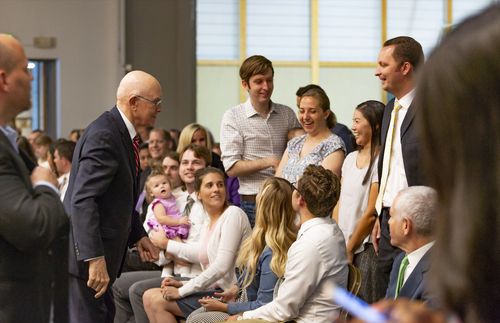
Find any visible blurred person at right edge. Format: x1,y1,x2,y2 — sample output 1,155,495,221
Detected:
348,4,500,323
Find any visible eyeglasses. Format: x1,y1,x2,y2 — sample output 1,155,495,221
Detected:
136,95,162,107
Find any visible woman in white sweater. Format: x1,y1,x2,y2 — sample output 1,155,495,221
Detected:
143,167,251,323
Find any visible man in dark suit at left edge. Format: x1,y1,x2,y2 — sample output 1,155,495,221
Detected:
0,34,68,323
64,70,160,323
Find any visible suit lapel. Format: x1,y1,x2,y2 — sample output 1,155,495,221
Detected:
0,131,32,188
400,249,432,297
400,102,416,138
380,100,394,148
109,107,139,196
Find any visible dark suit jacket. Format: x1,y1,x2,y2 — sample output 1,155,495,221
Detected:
378,99,425,188
332,122,355,155
0,131,68,322
386,249,433,302
64,107,146,281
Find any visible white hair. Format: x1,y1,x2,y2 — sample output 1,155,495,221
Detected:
395,186,437,237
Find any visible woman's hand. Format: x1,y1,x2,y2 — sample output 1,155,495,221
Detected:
371,219,381,255
346,249,354,264
161,286,181,301
213,284,239,302
161,277,183,288
149,229,169,249
226,314,241,321
198,296,228,312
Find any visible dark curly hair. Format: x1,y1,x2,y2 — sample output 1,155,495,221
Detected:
297,165,341,217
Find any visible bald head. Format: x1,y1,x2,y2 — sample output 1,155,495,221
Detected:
0,34,32,125
116,70,163,129
116,70,161,102
0,34,21,72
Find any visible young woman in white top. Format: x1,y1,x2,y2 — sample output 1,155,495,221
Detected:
332,100,384,304
143,167,251,323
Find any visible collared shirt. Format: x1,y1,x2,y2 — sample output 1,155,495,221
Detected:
242,217,348,323
382,89,415,207
116,105,137,141
0,126,59,194
0,125,19,153
58,172,70,201
403,241,434,285
220,99,300,195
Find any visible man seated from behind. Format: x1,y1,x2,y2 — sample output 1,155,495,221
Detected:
386,186,436,303
234,165,348,322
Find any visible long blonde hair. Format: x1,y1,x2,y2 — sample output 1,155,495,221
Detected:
236,177,297,290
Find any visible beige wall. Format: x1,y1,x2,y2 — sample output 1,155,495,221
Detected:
0,0,123,138
196,66,240,142
197,65,382,141
320,67,383,127
1,1,384,140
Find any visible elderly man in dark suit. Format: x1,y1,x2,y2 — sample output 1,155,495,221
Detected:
0,34,68,322
65,70,161,323
373,36,426,300
385,186,436,303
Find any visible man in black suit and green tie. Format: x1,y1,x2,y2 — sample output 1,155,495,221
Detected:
385,186,436,303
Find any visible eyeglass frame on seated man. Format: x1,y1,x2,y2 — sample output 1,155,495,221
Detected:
135,94,162,107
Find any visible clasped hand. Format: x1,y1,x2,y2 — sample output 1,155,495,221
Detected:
161,286,181,301
199,296,227,312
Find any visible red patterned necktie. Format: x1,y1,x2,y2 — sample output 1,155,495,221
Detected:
133,135,140,176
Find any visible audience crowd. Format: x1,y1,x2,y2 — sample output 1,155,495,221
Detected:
1,5,499,323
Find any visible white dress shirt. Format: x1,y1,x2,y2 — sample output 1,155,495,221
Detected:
116,104,137,141
382,89,415,208
242,217,349,323
0,126,59,194
0,125,19,153
403,241,434,285
58,172,70,201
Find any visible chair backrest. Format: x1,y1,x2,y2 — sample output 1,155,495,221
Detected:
338,263,362,321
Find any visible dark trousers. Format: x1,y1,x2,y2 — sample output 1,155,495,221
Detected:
50,235,69,323
112,270,161,323
374,207,402,301
69,274,116,323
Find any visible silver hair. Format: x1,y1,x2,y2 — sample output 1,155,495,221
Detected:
394,186,437,237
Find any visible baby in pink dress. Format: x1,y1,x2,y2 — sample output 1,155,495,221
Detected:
145,173,190,240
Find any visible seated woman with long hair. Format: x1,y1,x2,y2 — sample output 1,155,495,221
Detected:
186,177,297,323
143,167,251,323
